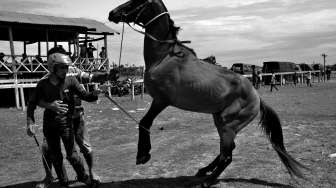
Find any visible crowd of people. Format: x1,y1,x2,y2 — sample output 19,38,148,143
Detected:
26,46,118,188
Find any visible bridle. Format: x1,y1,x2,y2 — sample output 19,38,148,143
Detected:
128,0,169,28
121,0,178,44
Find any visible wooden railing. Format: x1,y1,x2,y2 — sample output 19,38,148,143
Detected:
0,54,109,75
0,55,48,74
72,57,109,71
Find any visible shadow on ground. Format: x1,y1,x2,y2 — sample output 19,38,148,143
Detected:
1,176,294,188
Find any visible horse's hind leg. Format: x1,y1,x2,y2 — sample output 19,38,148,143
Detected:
201,114,236,187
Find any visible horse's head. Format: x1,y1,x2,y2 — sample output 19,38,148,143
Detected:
108,0,167,26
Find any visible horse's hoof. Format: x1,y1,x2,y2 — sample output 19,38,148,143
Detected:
200,182,211,188
136,153,151,165
195,169,207,177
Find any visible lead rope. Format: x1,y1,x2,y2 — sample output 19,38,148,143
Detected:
105,23,150,134
118,22,125,68
104,93,150,133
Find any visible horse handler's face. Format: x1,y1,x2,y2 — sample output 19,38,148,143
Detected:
54,64,69,79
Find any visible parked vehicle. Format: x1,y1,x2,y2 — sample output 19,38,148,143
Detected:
231,63,261,75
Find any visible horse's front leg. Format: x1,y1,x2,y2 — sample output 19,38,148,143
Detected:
136,100,167,165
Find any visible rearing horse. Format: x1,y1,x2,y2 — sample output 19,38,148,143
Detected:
109,0,306,187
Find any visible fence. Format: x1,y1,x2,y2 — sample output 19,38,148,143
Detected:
243,70,335,86
0,54,110,75
0,54,110,110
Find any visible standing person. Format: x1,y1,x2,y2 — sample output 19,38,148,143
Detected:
80,44,87,58
270,72,278,92
99,47,106,59
306,71,312,87
293,71,298,87
257,71,262,88
87,43,97,59
27,52,101,188
326,68,331,81
0,52,5,63
251,65,258,89
31,47,117,188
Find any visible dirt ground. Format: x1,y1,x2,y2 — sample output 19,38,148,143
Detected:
1,81,336,188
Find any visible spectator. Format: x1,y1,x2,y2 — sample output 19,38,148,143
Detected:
257,71,262,89
79,44,87,58
251,65,258,89
306,71,312,87
87,43,97,59
0,52,5,63
326,68,331,81
293,71,298,87
99,47,106,59
21,53,29,63
270,72,278,92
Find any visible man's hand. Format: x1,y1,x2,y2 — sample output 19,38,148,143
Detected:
48,100,68,114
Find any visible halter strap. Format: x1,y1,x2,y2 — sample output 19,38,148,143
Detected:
127,23,176,43
144,11,169,27
124,0,191,44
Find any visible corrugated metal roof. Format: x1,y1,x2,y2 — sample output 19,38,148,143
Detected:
0,11,118,34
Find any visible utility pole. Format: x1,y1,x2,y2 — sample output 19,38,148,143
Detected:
321,53,327,82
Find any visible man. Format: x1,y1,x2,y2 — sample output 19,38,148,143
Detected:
99,47,106,59
87,43,96,59
31,47,118,188
306,71,312,87
27,52,103,188
270,72,278,92
0,52,5,63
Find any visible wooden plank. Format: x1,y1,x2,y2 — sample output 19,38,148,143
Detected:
0,83,37,89
19,87,26,111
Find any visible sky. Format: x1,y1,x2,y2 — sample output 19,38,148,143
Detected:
0,0,336,68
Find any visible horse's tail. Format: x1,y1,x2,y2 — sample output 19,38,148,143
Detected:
259,99,306,179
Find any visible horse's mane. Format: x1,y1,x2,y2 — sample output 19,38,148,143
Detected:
168,17,197,56
168,18,180,39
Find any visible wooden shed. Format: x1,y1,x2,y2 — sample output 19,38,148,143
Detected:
0,11,119,109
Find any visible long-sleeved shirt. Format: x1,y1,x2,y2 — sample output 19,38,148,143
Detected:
27,76,98,126
41,66,108,113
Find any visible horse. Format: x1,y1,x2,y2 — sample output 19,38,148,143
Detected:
108,0,306,187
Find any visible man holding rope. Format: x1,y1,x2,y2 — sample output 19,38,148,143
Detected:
27,47,116,188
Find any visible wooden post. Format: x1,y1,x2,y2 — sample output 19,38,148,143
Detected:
8,26,20,109
20,87,26,111
321,53,327,82
76,33,80,57
131,82,135,101
38,41,41,56
46,29,49,55
141,82,144,99
23,41,27,54
280,74,283,86
141,67,144,99
94,83,99,104
68,41,71,54
104,34,108,59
